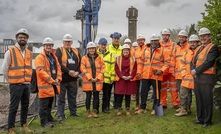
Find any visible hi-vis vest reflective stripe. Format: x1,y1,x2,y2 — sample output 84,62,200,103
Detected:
115,56,136,81
195,43,216,74
60,47,79,67
8,46,32,84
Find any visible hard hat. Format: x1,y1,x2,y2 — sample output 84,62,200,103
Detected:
86,42,96,49
122,44,130,49
199,27,210,35
137,34,145,40
150,34,160,41
161,28,170,35
132,42,138,47
178,30,188,37
189,34,200,42
63,34,73,41
124,38,131,43
98,38,107,45
43,37,54,45
110,32,122,38
16,28,29,38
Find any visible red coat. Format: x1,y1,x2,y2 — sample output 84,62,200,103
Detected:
115,56,137,95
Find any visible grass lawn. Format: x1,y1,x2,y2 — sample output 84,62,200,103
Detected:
1,96,221,134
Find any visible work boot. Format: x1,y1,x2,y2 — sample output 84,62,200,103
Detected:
126,107,131,116
135,109,146,114
91,109,98,118
21,123,34,133
8,128,16,134
176,108,182,113
42,123,54,128
135,105,140,111
175,109,188,117
87,110,93,118
117,109,122,116
151,110,155,115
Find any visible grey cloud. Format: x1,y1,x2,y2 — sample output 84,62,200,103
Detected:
145,0,176,7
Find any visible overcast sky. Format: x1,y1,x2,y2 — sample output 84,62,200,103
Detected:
0,0,208,48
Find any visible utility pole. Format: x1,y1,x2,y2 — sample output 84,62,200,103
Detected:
126,6,138,42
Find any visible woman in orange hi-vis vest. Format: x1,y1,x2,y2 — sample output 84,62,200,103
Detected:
115,44,137,116
80,42,105,118
175,34,200,117
35,37,62,128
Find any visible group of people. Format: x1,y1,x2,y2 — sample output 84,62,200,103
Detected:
2,27,218,133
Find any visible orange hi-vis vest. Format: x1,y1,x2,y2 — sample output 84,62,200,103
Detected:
80,55,105,92
8,46,32,84
194,43,216,74
180,49,194,89
160,40,177,74
115,56,136,81
138,46,170,81
59,47,80,67
34,51,62,98
175,42,190,79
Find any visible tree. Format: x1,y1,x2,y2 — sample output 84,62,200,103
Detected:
198,0,221,111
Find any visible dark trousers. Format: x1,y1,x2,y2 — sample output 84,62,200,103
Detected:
136,80,140,106
117,95,131,108
57,81,78,118
85,91,99,111
102,83,113,111
39,97,54,126
140,79,161,110
194,82,213,124
8,84,30,129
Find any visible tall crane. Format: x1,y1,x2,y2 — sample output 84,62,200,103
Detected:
75,0,101,55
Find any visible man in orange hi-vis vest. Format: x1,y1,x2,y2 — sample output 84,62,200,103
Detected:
160,28,180,109
2,28,34,134
191,28,218,127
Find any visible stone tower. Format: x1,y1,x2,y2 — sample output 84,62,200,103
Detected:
126,6,138,42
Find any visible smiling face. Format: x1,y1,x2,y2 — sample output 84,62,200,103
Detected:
122,48,130,57
88,47,96,55
63,41,72,49
16,34,28,46
200,34,211,44
189,41,199,50
162,34,170,42
137,38,145,46
178,36,187,44
44,44,54,53
112,38,120,46
99,44,107,51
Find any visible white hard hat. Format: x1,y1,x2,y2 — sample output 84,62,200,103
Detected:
199,27,210,35
122,44,130,49
16,28,29,38
43,37,54,45
86,42,96,49
124,38,131,43
189,34,200,42
161,28,170,35
178,30,188,37
137,34,145,40
150,34,160,41
132,42,138,47
63,34,73,41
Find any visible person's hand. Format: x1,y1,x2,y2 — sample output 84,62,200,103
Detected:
121,76,127,80
126,76,132,80
154,70,163,75
73,71,79,77
53,79,59,85
191,69,196,76
136,73,141,79
69,70,75,77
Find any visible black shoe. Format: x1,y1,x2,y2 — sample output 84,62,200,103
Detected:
202,122,212,128
58,116,67,122
49,119,61,124
71,113,81,117
192,120,203,124
163,106,167,109
42,123,54,128
102,109,110,114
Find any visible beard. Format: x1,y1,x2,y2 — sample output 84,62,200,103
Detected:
18,41,27,46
